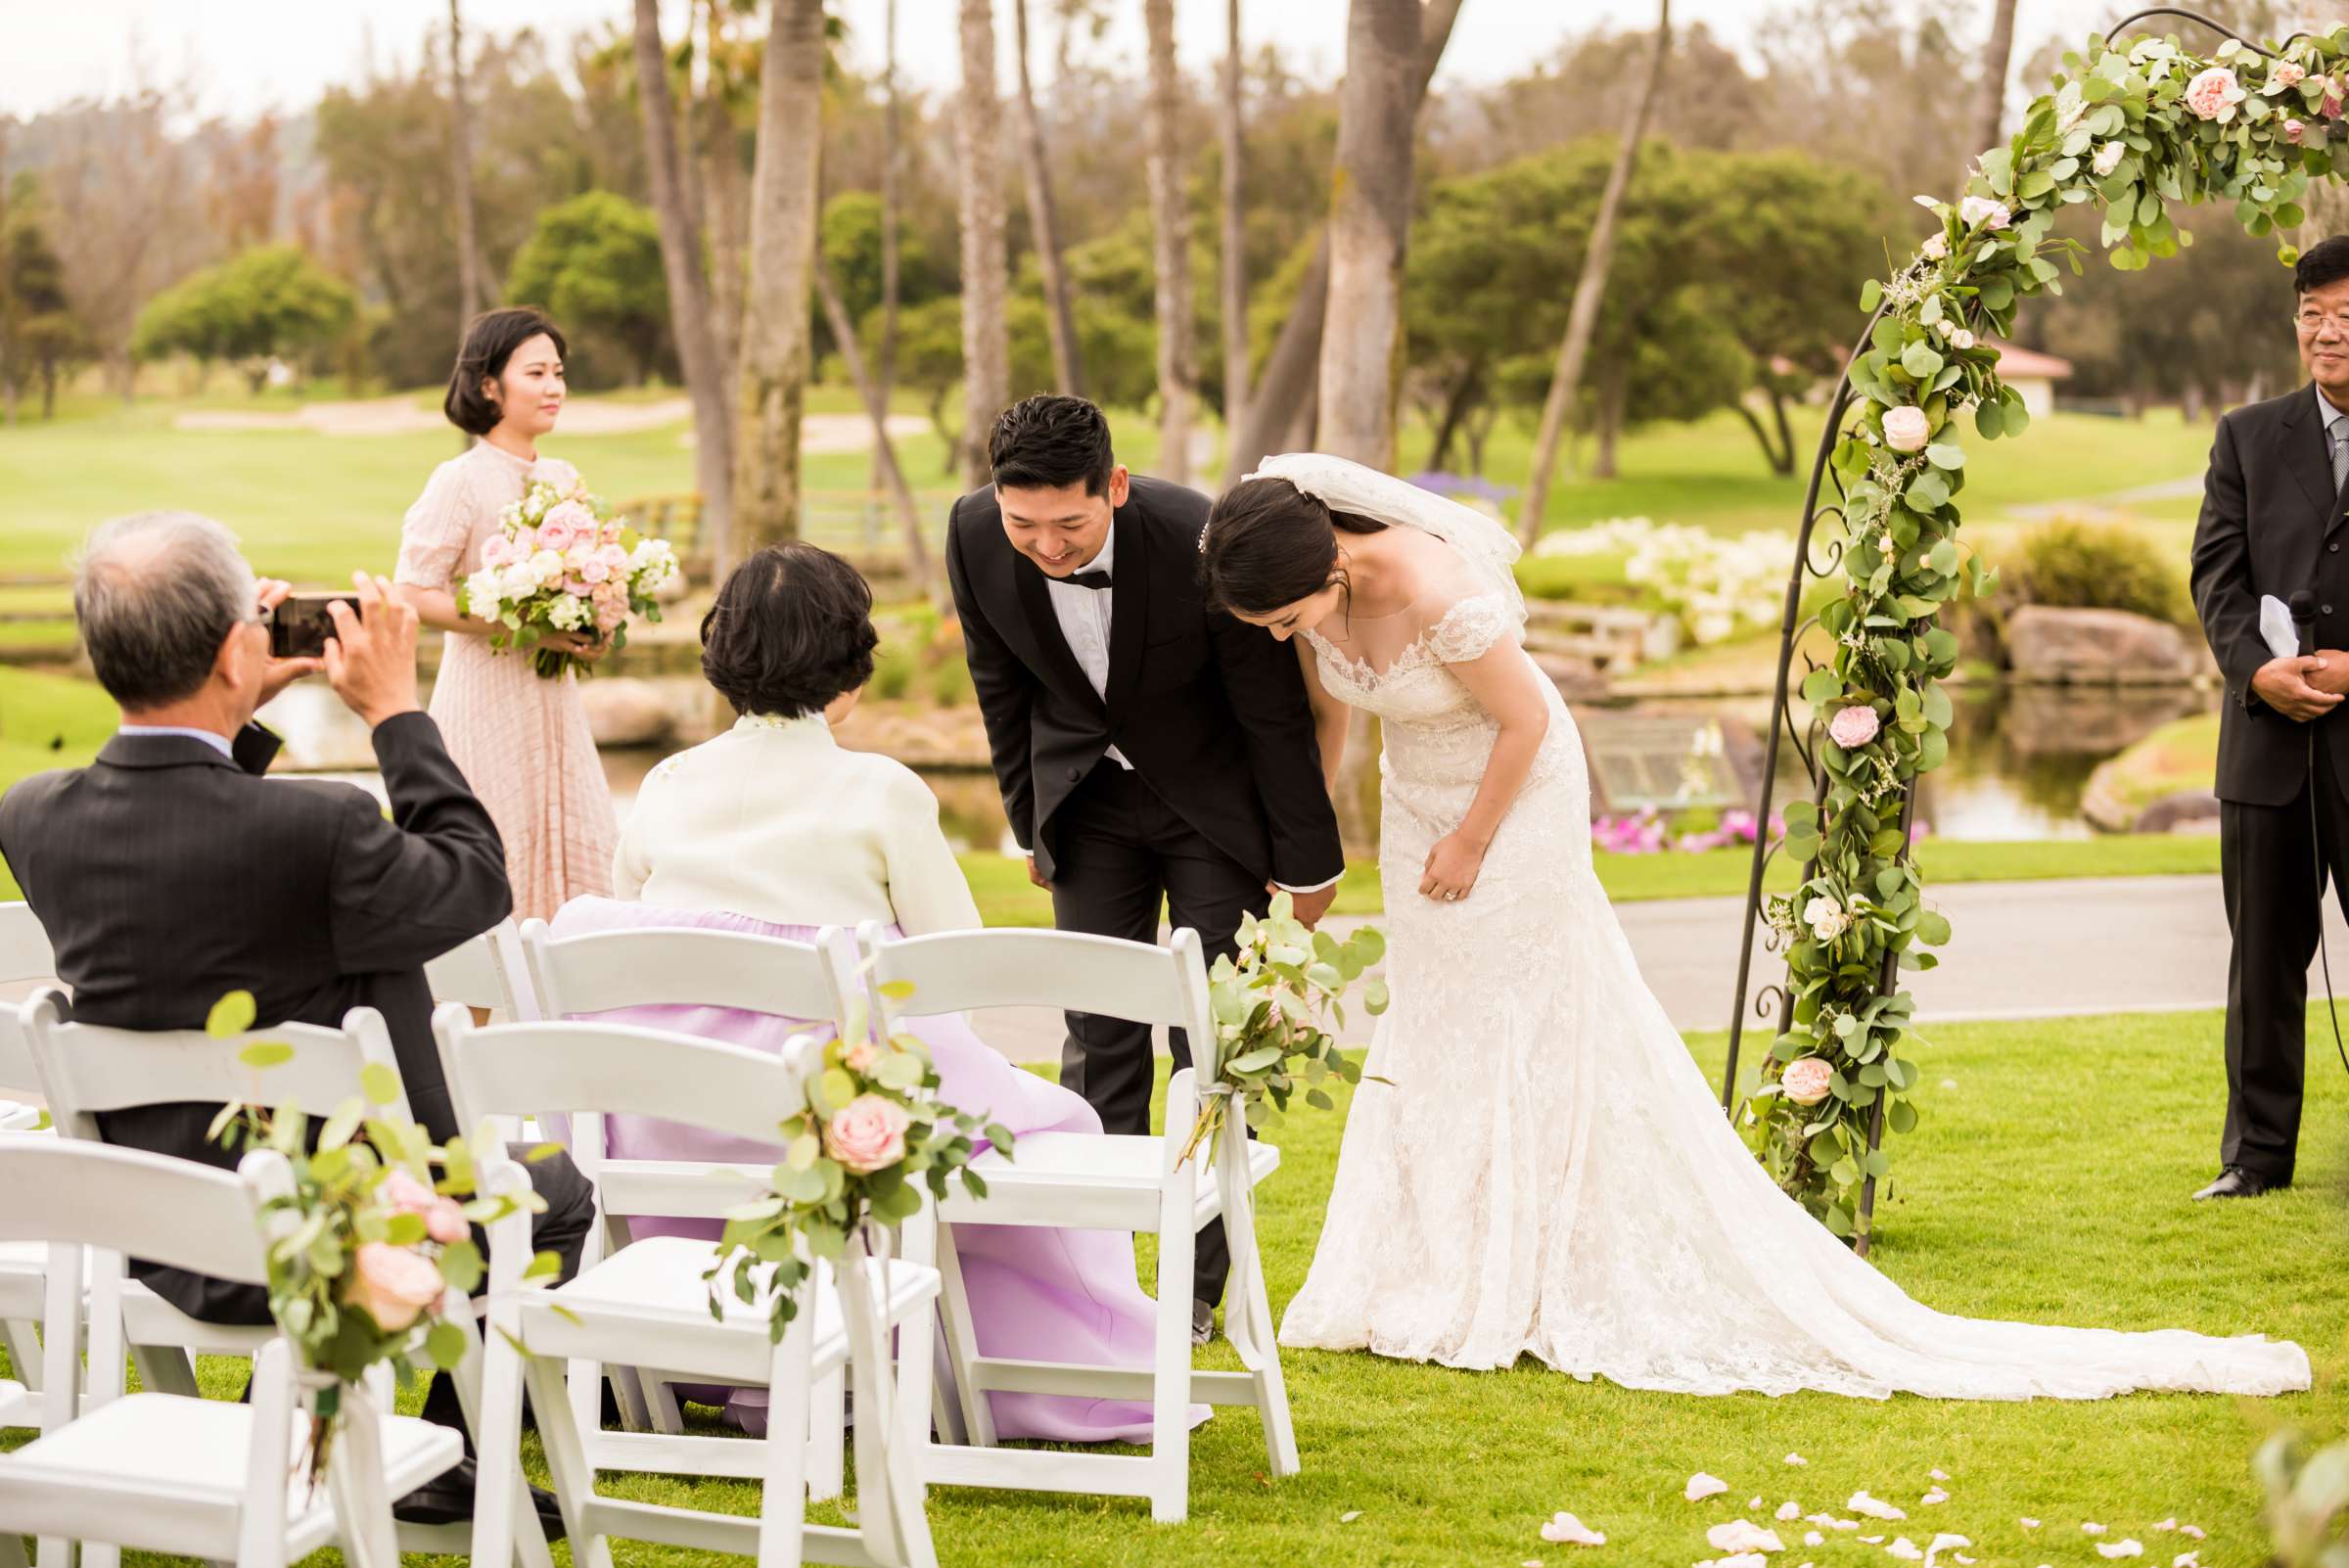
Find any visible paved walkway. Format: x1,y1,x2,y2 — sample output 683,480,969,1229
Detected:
956,873,2349,1064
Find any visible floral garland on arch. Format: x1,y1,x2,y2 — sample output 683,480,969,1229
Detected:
1745,22,2349,1241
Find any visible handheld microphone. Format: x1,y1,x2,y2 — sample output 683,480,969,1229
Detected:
2292,588,2319,655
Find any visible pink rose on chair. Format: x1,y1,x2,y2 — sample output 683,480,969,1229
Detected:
823,1094,912,1173
379,1169,470,1247
345,1242,444,1332
2185,66,2246,120
1781,1057,1835,1106
1828,705,1881,749
843,1038,881,1074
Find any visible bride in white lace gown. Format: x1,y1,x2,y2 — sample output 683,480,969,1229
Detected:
1196,453,2309,1401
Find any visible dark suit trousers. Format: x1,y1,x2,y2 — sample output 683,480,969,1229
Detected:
1047,764,1263,1305
2220,727,2349,1185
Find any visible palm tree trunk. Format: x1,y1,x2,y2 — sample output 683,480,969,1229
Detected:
1012,0,1083,397
1223,0,1462,483
703,0,749,398
1315,0,1418,469
1219,0,1247,455
1969,0,2019,172
1144,0,1194,484
448,0,481,340
1515,0,1671,546
734,0,826,549
876,0,903,487
817,254,937,603
634,0,737,570
955,0,1012,487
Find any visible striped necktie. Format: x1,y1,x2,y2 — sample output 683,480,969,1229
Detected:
2333,421,2349,496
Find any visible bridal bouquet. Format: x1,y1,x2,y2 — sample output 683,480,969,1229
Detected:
708,990,1010,1342
1182,893,1389,1165
454,476,678,678
205,991,557,1490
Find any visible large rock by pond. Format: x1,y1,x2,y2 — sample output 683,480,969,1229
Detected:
2080,712,2221,832
2004,606,2214,685
579,677,678,747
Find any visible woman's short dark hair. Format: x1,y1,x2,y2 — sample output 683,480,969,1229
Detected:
443,307,568,436
1199,477,1386,617
699,543,880,718
989,393,1116,493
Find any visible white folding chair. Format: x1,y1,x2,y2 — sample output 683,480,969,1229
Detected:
434,1003,942,1568
0,1137,464,1568
0,904,59,1431
426,918,542,1024
518,916,865,1496
862,923,1296,1523
18,990,555,1567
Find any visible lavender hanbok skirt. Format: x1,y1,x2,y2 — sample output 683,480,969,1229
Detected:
548,896,1204,1444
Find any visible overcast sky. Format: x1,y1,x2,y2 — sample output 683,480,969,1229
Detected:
2,0,2141,124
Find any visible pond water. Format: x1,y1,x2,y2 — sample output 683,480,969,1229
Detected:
256,678,2219,853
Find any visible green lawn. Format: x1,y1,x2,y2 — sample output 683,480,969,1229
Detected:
14,1006,2330,1566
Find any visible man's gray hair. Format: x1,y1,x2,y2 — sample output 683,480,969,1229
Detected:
74,511,259,711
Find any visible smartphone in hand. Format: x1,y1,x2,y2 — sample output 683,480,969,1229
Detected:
266,592,362,659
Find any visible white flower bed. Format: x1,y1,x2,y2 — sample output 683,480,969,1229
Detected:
1535,518,1786,645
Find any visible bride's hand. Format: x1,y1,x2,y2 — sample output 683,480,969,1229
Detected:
1419,832,1486,903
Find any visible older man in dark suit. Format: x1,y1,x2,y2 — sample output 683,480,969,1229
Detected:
0,512,590,1529
2190,235,2349,1202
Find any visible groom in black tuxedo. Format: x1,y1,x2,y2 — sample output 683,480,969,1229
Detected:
2189,235,2349,1201
946,395,1345,1337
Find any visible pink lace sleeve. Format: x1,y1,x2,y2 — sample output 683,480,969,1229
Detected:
394,459,476,590
1422,592,1521,665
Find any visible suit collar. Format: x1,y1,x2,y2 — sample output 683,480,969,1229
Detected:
97,731,243,771
2276,382,2342,532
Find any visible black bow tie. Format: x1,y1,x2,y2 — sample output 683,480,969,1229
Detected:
1059,570,1112,591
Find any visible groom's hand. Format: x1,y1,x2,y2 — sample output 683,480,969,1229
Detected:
1277,882,1338,930
1025,855,1050,890
2252,653,2344,720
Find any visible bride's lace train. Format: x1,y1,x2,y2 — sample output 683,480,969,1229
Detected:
1275,592,2309,1402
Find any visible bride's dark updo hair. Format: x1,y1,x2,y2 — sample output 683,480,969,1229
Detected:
1200,477,1386,618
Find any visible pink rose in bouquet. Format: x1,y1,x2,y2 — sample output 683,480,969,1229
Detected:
2185,65,2246,120
480,534,518,569
1781,1057,1834,1106
1957,196,2009,231
580,558,612,584
824,1094,912,1174
2273,61,2307,90
1827,705,1881,749
534,514,580,555
379,1168,470,1246
2289,117,2310,145
345,1241,444,1332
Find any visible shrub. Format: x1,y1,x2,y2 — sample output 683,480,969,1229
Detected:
2010,517,2192,628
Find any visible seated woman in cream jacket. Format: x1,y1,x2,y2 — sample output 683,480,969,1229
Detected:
552,542,1190,1444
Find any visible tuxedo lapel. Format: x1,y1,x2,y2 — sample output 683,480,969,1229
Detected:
1103,503,1148,716
2279,384,2340,535
1010,540,1107,715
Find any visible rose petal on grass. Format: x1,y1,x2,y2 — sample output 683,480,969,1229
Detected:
1707,1521,1784,1554
2019,1519,2041,1530
1777,1501,1803,1521
1862,1534,1886,1545
2178,1526,2205,1541
1922,1488,1950,1505
1687,1472,1731,1502
2173,1554,2200,1568
1805,1532,1824,1546
2152,1520,2177,1532
1749,1498,1765,1511
2096,1542,2143,1560
2084,1523,2108,1535
1929,1469,1949,1481
1888,1539,1924,1561
1540,1512,1606,1547
1850,1491,1910,1521
1340,1511,1361,1524
1786,1453,1809,1466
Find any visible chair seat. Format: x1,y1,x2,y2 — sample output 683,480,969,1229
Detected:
937,1130,1280,1230
516,1235,940,1387
0,1390,462,1556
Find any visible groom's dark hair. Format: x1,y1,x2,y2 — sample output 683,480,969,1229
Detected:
2296,237,2349,297
989,394,1116,494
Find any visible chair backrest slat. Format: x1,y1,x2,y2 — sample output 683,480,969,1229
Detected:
0,901,59,1092
0,1139,271,1285
865,926,1216,1038
432,1006,816,1151
521,919,856,1026
20,992,415,1142
424,919,540,1021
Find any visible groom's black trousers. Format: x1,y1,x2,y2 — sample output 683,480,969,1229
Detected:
2220,730,2349,1186
1046,763,1263,1305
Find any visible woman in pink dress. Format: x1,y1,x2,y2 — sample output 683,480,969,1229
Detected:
393,307,616,921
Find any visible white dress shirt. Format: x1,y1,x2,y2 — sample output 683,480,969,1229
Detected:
613,713,983,936
1042,527,1132,770
115,724,234,759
